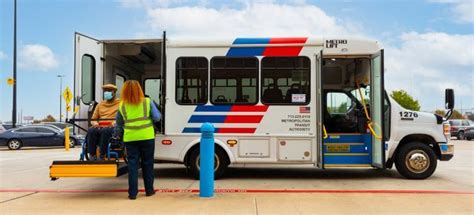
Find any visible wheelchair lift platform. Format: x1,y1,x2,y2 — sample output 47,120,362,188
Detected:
49,160,128,180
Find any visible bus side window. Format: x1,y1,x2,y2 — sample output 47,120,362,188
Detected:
176,57,208,105
326,92,353,114
81,54,96,104
261,57,310,105
210,57,258,105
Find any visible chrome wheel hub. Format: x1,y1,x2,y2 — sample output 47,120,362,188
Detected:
405,150,430,173
9,140,20,149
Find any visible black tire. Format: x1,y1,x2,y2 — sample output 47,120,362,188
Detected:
69,138,76,148
457,131,465,140
187,145,229,180
7,139,22,150
466,137,472,141
395,142,437,179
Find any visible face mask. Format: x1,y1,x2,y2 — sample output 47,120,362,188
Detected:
104,91,113,100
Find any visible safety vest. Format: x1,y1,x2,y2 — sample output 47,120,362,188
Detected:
119,98,155,142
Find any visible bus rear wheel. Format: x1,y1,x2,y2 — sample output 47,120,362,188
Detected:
395,142,437,179
187,145,229,180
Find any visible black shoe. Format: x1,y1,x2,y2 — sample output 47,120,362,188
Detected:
146,191,156,197
128,196,136,200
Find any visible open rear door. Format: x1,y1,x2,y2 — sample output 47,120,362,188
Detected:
50,33,119,180
74,33,103,129
370,50,385,168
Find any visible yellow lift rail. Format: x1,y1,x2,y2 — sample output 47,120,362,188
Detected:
49,160,127,180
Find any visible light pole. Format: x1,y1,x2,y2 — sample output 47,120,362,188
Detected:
12,0,17,128
57,75,64,122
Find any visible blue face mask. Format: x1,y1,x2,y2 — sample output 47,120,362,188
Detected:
104,91,113,100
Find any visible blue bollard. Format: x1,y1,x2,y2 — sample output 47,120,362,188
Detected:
200,122,215,198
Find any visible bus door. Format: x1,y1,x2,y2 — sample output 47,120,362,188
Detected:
74,33,103,132
370,50,385,168
316,50,324,168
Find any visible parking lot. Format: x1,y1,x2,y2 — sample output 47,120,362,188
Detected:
0,140,472,214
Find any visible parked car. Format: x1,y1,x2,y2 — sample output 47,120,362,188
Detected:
465,129,474,141
42,122,71,130
1,124,17,130
448,119,473,140
24,123,81,136
0,125,84,150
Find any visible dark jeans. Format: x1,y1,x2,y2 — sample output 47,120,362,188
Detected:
87,127,114,156
125,139,155,197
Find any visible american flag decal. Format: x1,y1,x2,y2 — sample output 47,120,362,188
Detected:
299,106,310,113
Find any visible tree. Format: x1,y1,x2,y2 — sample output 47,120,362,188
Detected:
33,115,56,123
390,90,421,111
467,114,474,121
42,115,56,122
434,109,465,119
337,102,349,113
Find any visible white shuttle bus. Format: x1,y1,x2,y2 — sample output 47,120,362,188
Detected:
73,32,454,179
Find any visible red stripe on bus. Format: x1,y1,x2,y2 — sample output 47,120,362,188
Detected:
263,46,305,56
217,128,257,133
230,105,268,112
224,115,263,123
269,37,308,44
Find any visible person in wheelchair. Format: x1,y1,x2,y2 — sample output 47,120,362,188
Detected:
87,84,120,160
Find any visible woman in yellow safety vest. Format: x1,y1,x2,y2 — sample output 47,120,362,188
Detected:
113,80,161,200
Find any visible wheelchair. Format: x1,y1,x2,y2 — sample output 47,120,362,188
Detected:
80,134,128,163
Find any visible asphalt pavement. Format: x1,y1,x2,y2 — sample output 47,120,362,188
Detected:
0,140,472,214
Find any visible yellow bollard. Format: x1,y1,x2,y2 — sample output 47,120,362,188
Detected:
64,127,70,151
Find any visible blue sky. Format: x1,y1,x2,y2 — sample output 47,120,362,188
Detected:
0,0,473,122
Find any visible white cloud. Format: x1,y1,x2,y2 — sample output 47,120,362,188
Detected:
0,51,7,60
430,0,473,23
143,2,363,38
385,32,474,110
18,44,59,71
122,1,473,111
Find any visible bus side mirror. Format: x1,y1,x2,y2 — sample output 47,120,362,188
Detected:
445,89,454,110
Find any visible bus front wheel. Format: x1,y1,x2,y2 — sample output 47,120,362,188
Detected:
187,145,229,180
395,142,437,179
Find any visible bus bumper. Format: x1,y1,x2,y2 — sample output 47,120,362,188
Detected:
438,142,454,161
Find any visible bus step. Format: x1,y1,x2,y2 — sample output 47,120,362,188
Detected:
49,160,128,180
324,164,373,168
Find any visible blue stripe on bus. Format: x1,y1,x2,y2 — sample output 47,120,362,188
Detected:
188,115,226,123
227,38,270,56
195,105,232,112
182,127,202,133
324,134,371,143
226,47,266,57
324,155,371,164
232,38,270,44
